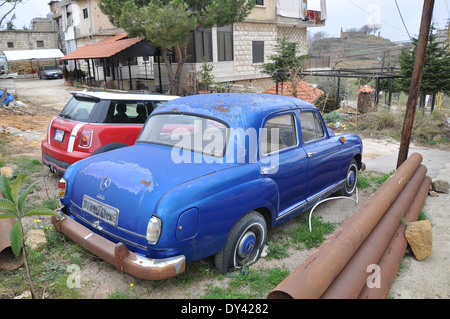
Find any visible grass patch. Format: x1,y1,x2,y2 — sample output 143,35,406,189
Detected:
265,239,290,260
417,210,429,221
288,216,335,249
7,157,43,175
0,226,83,299
357,170,394,192
202,267,289,299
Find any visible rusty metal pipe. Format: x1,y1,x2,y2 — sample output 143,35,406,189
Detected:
321,165,427,298
267,152,423,299
358,175,431,299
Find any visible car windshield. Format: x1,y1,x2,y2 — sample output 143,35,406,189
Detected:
137,113,229,158
43,65,58,70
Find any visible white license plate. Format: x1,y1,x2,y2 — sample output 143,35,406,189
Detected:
82,195,119,226
54,129,65,142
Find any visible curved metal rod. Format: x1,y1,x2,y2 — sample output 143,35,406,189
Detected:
309,188,359,232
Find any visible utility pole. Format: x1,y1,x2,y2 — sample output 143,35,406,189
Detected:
396,0,435,168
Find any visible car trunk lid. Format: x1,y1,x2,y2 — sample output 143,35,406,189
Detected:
47,117,84,154
67,143,230,247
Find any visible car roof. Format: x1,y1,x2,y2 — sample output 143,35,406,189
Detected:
154,93,317,128
71,91,179,101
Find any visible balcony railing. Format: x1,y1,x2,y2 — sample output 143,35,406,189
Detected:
302,56,330,70
306,10,325,26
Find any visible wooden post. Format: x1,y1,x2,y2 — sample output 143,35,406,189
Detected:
335,70,341,109
388,76,393,109
396,0,435,168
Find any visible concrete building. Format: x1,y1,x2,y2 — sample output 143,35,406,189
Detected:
49,0,124,55
0,17,60,74
53,0,327,93
173,0,327,92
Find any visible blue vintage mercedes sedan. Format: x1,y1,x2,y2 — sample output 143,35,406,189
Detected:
52,93,363,280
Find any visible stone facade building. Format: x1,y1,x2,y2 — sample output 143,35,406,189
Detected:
50,0,326,93
0,17,60,73
163,0,326,93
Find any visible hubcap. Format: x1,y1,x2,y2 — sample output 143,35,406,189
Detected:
233,222,266,269
237,231,256,259
346,164,357,192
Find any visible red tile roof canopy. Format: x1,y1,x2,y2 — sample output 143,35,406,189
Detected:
358,85,375,93
60,35,160,60
263,81,325,104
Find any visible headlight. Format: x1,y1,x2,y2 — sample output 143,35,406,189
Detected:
146,216,162,245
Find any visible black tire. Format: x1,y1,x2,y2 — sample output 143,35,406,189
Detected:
214,211,267,274
92,143,128,156
338,158,358,196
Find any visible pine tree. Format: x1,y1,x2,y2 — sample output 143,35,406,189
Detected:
261,36,308,84
398,25,450,110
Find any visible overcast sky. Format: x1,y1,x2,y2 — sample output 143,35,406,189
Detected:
6,0,450,42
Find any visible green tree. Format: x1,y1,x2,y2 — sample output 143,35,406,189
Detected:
0,0,23,29
398,25,450,110
0,174,59,299
262,36,308,84
99,0,256,94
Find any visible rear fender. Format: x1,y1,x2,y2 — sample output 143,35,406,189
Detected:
153,164,271,262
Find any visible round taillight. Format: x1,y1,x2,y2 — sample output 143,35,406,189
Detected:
58,178,67,198
79,129,93,148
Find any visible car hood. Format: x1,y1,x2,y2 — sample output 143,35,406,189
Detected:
68,143,231,233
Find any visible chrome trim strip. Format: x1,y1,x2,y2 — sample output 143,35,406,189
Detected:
275,180,345,222
275,201,309,222
117,226,146,239
83,232,93,249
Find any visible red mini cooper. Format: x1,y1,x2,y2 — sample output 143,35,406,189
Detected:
41,91,179,174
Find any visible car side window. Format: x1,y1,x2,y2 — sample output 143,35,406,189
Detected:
299,111,325,143
104,101,157,124
261,113,297,155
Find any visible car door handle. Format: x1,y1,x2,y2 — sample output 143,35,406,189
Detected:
307,152,317,158
261,166,277,175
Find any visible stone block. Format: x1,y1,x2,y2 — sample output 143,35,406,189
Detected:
405,220,432,261
431,179,449,194
25,229,47,250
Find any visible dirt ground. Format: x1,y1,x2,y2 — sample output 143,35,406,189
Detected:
1,78,449,299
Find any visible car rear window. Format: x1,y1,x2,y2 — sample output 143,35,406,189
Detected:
137,113,228,158
59,96,166,124
59,97,96,122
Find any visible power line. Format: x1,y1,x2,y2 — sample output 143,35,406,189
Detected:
395,0,412,40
